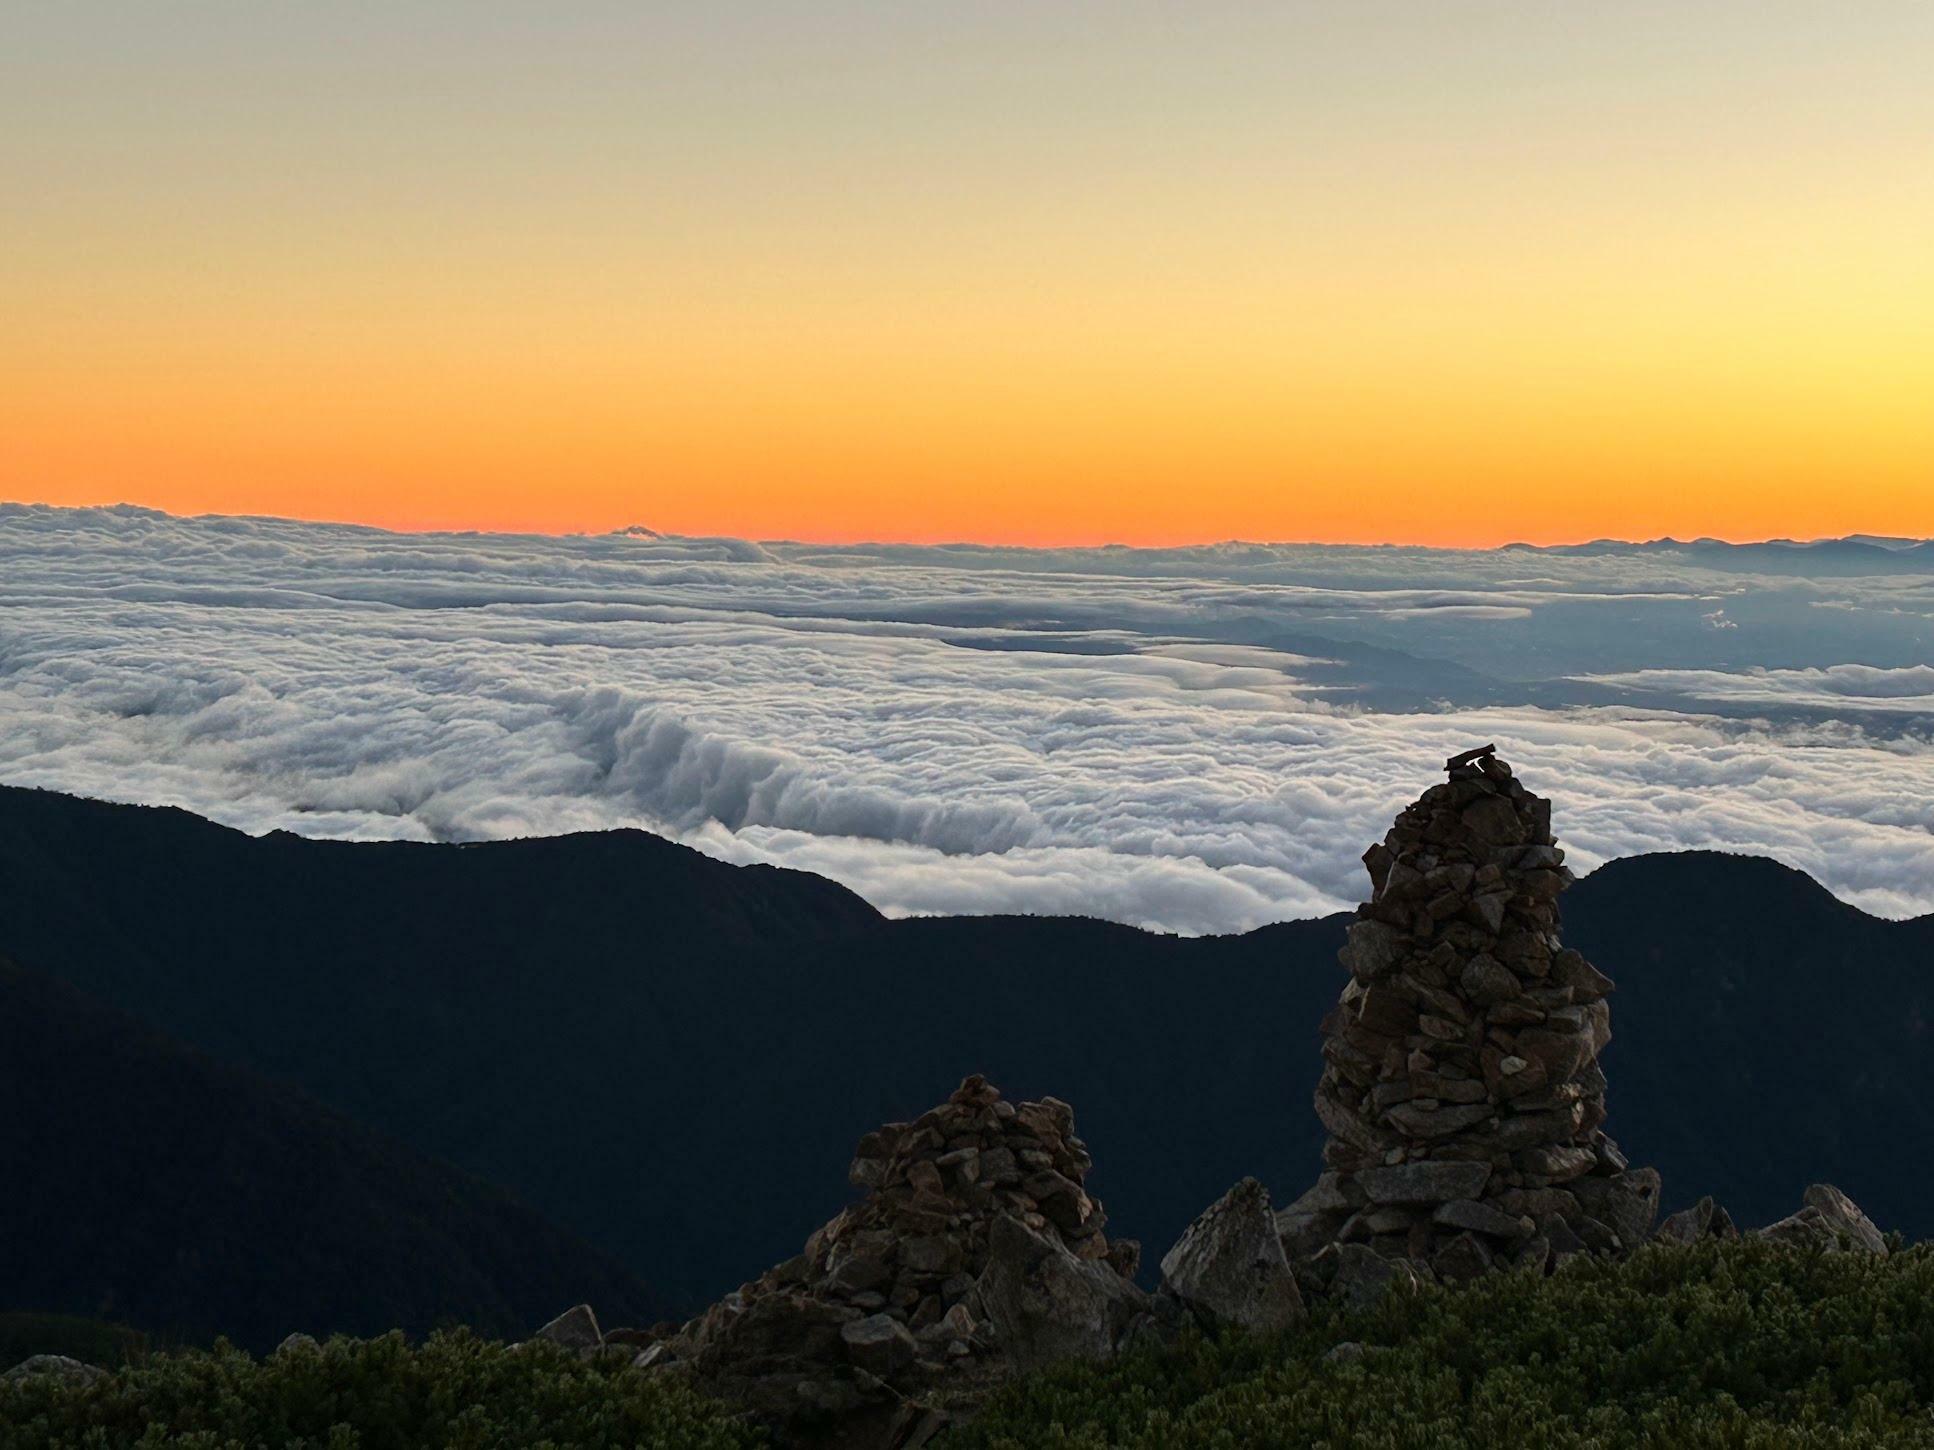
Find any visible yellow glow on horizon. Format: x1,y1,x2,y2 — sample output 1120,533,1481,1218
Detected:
5,4,1932,546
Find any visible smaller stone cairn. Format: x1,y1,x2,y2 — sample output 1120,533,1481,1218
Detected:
1278,745,1661,1284
648,1074,1143,1444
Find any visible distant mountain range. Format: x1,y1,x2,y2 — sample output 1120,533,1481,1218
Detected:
2,783,1929,1343
1505,534,1934,575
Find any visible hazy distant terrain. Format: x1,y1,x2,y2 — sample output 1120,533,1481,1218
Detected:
2,503,1931,930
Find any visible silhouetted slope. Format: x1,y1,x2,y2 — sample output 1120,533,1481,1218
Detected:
0,787,883,1305
1565,850,1934,1238
0,955,660,1350
1,784,1929,1321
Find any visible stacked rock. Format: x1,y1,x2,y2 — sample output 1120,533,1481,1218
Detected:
832,1074,1138,1298
654,1075,1141,1439
1279,745,1660,1282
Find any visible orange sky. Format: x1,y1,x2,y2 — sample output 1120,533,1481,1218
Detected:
5,4,1932,546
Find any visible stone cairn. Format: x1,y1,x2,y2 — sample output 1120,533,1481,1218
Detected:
650,1074,1142,1443
1278,745,1661,1282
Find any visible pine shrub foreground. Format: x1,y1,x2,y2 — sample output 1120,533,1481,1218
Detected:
953,1238,1934,1449
10,1239,1934,1447
0,1331,763,1450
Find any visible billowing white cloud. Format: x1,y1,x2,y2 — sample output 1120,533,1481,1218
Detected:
2,503,1931,931
1580,664,1934,712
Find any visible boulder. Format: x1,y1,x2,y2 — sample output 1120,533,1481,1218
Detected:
534,1303,603,1354
1,1355,106,1386
685,1292,855,1369
274,1333,321,1355
1757,1184,1888,1255
839,1314,917,1377
977,1214,1147,1372
1159,1178,1305,1334
1569,1169,1661,1249
1320,1243,1425,1314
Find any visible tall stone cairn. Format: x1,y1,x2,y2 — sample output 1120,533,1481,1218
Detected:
1280,745,1661,1282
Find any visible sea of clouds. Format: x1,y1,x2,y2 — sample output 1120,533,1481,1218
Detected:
3,503,1932,931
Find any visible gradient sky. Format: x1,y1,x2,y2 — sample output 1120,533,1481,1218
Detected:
6,3,1932,545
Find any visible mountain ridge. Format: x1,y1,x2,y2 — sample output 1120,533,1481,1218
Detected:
2,781,1929,1331
7,780,1919,930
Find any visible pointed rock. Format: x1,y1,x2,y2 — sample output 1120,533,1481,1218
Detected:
1758,1184,1887,1255
1160,1178,1305,1333
535,1304,602,1354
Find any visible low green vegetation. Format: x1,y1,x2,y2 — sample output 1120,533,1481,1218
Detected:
0,1330,763,1450
14,1240,1934,1447
951,1237,1934,1448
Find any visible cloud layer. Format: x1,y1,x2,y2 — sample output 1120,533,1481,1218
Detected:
3,504,1932,931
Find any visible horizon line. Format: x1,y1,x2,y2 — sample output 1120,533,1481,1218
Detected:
7,498,1929,557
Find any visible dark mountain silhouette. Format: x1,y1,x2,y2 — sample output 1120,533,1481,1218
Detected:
0,954,660,1350
1514,534,1934,575
1563,850,1934,1240
0,784,1929,1330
